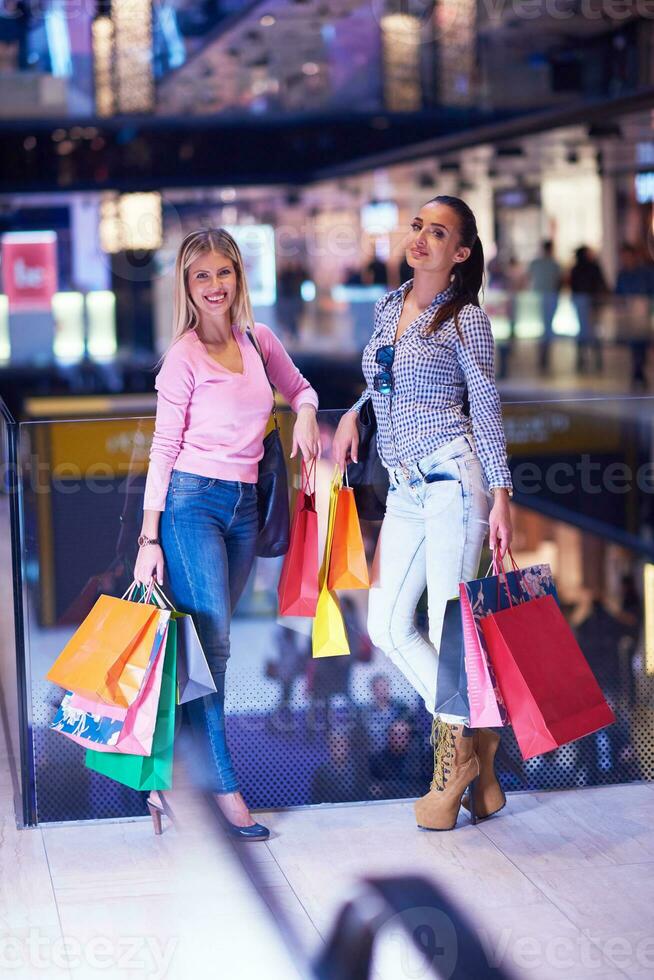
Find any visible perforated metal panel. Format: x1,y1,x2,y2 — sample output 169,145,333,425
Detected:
32,597,652,824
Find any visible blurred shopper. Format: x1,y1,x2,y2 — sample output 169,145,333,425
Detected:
135,228,320,839
359,673,411,754
310,728,369,804
575,596,643,784
570,245,609,374
333,195,513,831
277,260,306,343
344,266,364,285
369,717,426,800
265,624,310,735
528,240,561,372
366,252,389,287
505,255,528,340
398,254,413,286
616,243,654,388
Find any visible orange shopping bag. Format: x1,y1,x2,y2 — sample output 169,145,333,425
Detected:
46,585,161,708
327,467,369,591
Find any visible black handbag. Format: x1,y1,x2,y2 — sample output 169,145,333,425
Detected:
247,328,290,558
346,398,389,522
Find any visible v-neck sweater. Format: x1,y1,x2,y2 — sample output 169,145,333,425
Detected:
143,323,318,511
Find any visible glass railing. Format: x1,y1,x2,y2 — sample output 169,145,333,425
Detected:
0,397,30,825
7,398,651,825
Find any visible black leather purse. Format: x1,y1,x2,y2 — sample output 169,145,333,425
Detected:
247,328,290,557
346,398,389,522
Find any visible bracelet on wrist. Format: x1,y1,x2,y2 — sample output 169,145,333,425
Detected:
489,486,513,498
138,534,160,547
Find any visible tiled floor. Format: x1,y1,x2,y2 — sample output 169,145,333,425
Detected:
2,731,654,980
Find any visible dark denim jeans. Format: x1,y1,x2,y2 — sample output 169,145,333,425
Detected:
160,470,259,793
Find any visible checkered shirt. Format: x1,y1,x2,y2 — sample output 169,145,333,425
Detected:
350,279,512,490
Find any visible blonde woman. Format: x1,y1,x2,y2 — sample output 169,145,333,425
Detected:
135,228,320,839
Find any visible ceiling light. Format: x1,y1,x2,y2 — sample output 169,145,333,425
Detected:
99,192,162,253
260,14,275,26
302,62,319,76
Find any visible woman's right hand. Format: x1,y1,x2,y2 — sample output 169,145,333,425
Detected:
134,544,164,587
332,411,360,473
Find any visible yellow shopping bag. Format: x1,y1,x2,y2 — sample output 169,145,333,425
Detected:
312,468,350,658
46,590,161,708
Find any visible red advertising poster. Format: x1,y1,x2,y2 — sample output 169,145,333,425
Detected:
1,232,58,311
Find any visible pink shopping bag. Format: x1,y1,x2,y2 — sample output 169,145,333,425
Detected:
459,581,506,727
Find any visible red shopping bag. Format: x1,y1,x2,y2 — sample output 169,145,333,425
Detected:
327,468,369,591
481,592,615,760
277,459,319,617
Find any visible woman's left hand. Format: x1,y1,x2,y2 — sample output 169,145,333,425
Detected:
489,490,513,559
291,405,321,461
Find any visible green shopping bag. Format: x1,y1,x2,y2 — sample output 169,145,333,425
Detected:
85,619,177,791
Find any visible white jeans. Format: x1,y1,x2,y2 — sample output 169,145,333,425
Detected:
367,434,492,716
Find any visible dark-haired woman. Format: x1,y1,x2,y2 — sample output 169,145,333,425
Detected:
333,196,513,831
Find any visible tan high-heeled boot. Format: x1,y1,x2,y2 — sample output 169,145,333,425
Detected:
414,719,480,831
461,728,506,819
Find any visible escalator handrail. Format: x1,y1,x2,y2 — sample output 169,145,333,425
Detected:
314,874,516,980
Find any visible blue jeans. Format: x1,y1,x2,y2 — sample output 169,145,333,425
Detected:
160,470,259,793
367,435,492,719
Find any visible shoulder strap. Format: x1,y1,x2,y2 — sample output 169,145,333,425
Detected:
246,325,279,429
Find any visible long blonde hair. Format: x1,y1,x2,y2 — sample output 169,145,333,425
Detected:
167,227,256,352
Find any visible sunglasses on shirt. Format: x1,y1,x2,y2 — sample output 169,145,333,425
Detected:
373,344,395,395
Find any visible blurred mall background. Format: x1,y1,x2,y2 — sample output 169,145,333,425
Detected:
1,4,654,976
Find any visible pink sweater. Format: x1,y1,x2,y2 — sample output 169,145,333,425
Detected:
143,324,319,511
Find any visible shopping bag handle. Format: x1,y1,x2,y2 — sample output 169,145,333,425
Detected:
301,457,316,495
122,578,177,609
492,547,535,606
148,579,176,610
121,581,150,603
491,547,520,576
